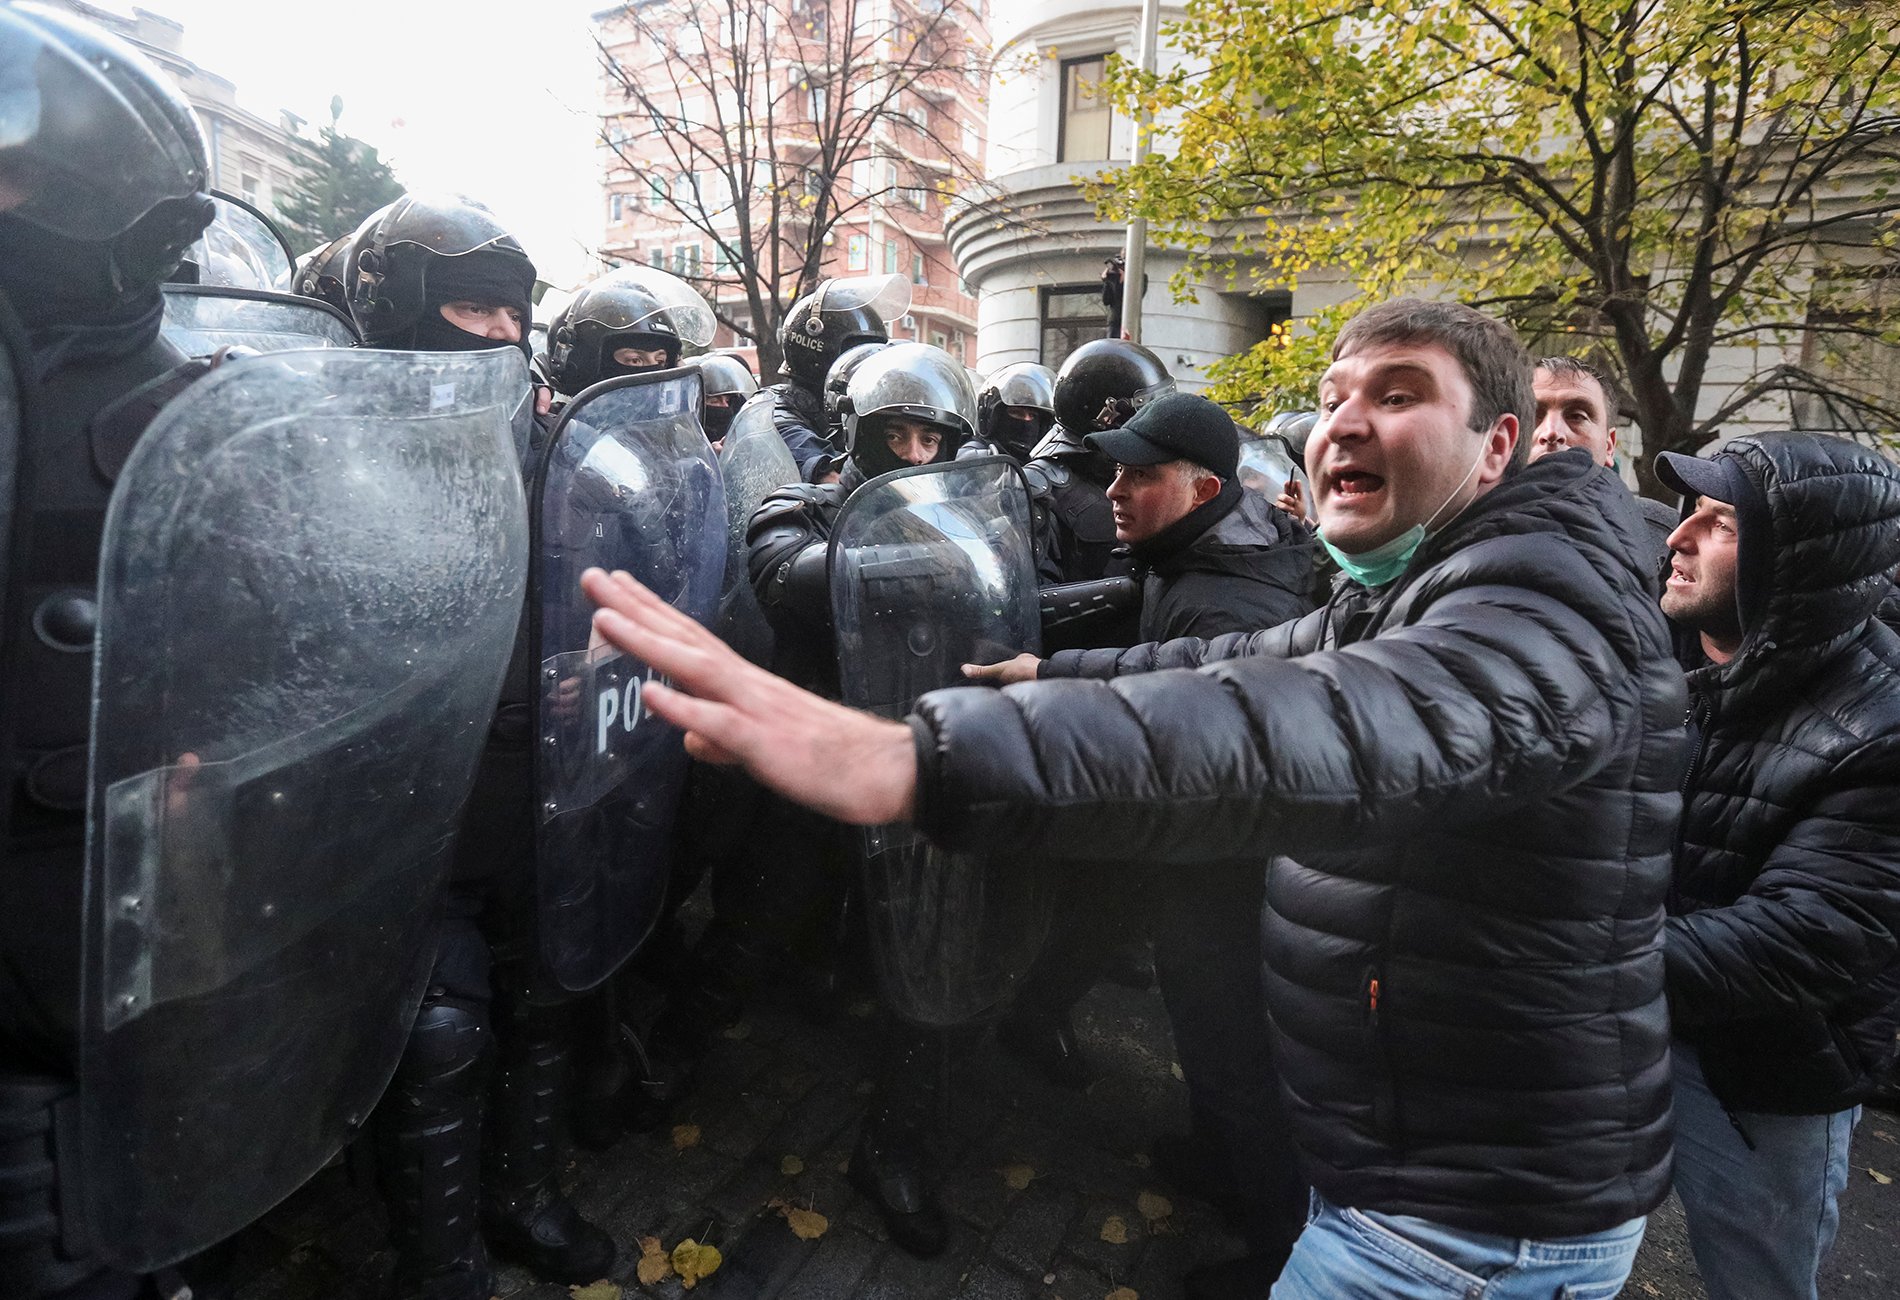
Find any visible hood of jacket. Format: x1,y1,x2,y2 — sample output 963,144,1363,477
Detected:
1682,433,1900,716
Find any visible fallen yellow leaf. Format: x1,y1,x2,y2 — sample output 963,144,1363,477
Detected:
1100,1214,1130,1244
673,1124,701,1150
636,1237,672,1286
569,1283,620,1300
1137,1191,1173,1222
781,1154,805,1176
769,1196,830,1240
1107,1288,1139,1300
1170,1063,1184,1081
1870,1168,1893,1184
1001,1163,1037,1190
672,1238,723,1289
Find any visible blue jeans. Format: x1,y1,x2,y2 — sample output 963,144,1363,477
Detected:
1671,1042,1859,1300
1271,1192,1646,1299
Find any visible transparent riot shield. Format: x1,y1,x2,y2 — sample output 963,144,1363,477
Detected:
535,369,726,991
1236,429,1309,514
81,346,532,1269
161,285,361,354
184,193,298,291
712,396,799,665
829,457,1049,1025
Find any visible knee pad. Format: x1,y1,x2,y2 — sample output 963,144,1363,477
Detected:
399,996,489,1089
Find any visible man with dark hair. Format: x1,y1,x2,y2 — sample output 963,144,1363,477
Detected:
1532,355,1677,554
1654,434,1900,1300
581,296,1684,1298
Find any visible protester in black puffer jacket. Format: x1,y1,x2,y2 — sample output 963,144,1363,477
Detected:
917,445,1687,1241
1651,432,1900,1300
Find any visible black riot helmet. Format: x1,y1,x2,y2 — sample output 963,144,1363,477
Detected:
546,266,716,394
823,340,891,448
343,192,537,356
682,352,758,441
0,2,215,330
779,273,910,389
293,234,354,317
1051,339,1175,437
842,342,976,478
1264,409,1319,461
978,362,1057,462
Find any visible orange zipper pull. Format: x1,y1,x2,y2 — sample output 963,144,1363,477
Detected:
1369,978,1380,1012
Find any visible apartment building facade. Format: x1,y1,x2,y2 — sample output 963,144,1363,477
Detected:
592,0,988,376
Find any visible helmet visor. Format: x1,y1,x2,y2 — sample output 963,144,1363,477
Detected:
816,272,912,325
573,267,716,346
186,195,294,290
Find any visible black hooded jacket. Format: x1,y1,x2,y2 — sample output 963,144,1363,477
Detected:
1666,432,1900,1116
904,451,1686,1237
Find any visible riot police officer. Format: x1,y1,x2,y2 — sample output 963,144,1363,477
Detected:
1027,340,1175,584
336,193,618,1298
820,340,890,452
543,265,716,403
739,274,908,482
0,8,218,1295
645,345,977,1258
962,361,1055,464
683,351,758,448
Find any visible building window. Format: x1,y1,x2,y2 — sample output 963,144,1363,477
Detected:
905,184,926,209
930,328,947,350
649,247,665,268
609,192,624,223
912,253,926,286
1058,56,1112,163
649,175,667,206
852,160,871,195
961,121,979,156
674,172,697,206
674,244,701,276
848,234,868,270
240,157,261,206
1041,284,1111,370
884,239,899,274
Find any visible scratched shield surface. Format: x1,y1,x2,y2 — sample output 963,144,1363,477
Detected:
534,368,726,991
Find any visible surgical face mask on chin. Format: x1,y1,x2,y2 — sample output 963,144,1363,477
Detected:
1320,434,1492,588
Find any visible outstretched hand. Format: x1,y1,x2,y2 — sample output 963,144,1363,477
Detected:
961,652,1041,685
581,568,918,826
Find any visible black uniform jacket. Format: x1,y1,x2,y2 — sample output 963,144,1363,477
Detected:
905,450,1687,1238
1667,432,1900,1116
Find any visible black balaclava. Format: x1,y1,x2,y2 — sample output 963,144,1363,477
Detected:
411,245,537,359
703,397,738,441
0,196,214,380
853,413,959,479
599,330,680,382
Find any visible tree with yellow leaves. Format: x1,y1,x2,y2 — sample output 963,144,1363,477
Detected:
1099,0,1900,495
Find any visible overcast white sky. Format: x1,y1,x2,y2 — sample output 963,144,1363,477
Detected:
130,0,610,287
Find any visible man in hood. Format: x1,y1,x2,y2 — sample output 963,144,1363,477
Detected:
1656,434,1900,1300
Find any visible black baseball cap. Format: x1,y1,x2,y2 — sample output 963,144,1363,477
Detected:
1085,391,1239,481
1656,449,1749,507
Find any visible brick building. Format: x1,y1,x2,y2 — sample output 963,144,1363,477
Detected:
592,0,988,377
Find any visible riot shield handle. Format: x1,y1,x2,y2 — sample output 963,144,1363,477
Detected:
1039,577,1139,636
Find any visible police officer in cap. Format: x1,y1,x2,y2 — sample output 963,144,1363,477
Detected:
337,192,618,1299
744,274,908,482
0,6,218,1294
1027,339,1175,584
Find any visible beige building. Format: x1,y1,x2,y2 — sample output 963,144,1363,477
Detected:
52,3,308,217
592,0,988,374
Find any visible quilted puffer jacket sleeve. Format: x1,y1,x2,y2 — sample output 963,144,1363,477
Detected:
1042,605,1324,679
911,576,1632,865
1666,735,1900,1029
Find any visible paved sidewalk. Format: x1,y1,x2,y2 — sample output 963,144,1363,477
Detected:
218,972,1900,1300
